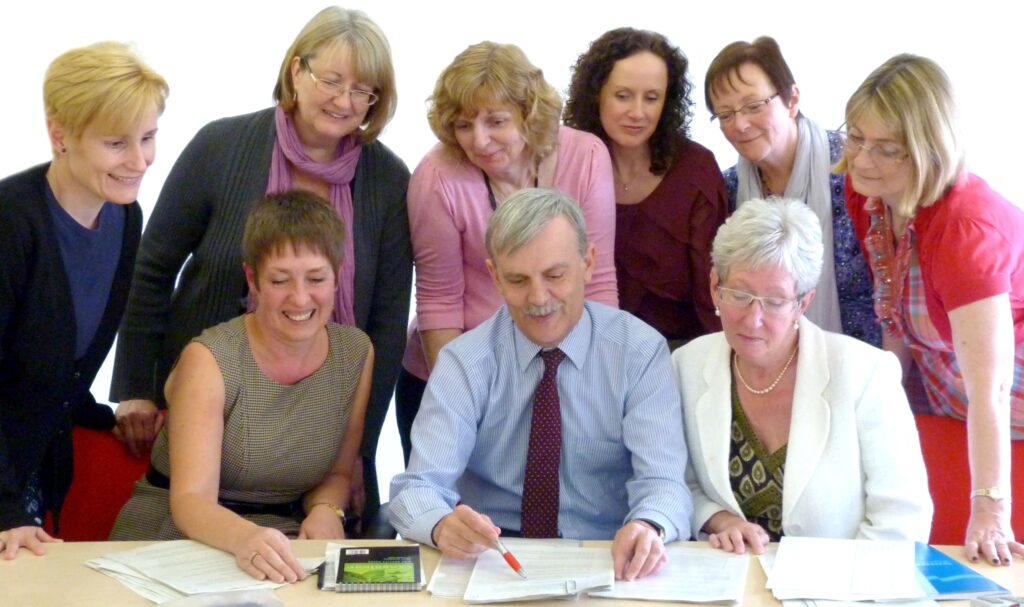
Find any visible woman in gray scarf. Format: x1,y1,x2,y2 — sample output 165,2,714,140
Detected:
704,36,878,348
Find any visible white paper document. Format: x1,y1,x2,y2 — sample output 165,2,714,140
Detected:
427,538,583,599
590,544,749,603
86,540,322,603
427,553,477,598
767,537,926,601
462,543,613,603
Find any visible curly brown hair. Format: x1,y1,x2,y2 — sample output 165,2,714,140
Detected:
564,28,693,174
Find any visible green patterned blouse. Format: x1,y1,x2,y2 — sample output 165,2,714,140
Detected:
728,378,787,541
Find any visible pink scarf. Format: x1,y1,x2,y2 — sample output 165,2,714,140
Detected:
264,106,361,325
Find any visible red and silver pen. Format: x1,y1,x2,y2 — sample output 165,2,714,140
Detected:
494,539,527,579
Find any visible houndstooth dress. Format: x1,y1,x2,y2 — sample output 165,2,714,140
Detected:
110,315,369,540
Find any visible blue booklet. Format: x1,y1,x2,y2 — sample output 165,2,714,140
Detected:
915,542,1007,599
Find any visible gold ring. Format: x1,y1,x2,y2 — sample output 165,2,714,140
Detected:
249,551,260,565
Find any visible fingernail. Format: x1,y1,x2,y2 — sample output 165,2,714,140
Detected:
992,558,1000,566
970,556,978,562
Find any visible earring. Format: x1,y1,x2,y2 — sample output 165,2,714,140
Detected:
714,307,721,317
793,319,800,330
60,146,66,154
293,91,298,102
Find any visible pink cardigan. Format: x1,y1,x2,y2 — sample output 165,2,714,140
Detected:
402,126,618,379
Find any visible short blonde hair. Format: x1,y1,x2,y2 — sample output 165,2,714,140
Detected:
835,54,964,217
428,42,562,169
274,6,396,143
44,41,168,140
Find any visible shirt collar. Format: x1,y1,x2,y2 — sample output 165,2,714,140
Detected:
512,303,592,372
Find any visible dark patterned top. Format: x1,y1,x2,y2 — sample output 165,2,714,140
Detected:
728,379,786,541
724,131,880,347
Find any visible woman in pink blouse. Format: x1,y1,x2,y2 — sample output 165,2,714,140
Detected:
396,41,618,460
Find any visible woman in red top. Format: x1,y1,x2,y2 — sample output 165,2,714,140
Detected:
839,53,1024,566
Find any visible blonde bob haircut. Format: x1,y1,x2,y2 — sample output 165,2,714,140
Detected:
835,54,964,218
273,6,396,143
428,42,562,169
44,41,168,142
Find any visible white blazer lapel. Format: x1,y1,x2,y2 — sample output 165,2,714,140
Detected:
782,317,831,522
696,335,743,515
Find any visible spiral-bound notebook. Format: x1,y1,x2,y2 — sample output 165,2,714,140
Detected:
317,544,424,592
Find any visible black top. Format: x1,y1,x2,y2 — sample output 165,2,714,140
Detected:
0,163,142,529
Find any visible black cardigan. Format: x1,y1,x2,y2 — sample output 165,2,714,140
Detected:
0,163,142,529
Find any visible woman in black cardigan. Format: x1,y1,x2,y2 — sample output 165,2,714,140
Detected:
0,42,168,558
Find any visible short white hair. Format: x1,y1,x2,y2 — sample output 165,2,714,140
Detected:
711,197,823,296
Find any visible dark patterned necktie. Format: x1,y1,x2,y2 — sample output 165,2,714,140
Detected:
520,348,565,538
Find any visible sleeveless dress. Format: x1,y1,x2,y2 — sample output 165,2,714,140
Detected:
110,315,370,539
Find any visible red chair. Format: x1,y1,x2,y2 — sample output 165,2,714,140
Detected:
47,427,150,541
914,413,1024,544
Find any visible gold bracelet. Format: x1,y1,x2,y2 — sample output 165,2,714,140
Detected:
308,501,346,521
970,486,1006,501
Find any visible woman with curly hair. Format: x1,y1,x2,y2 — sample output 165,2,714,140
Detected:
396,41,617,461
566,28,727,348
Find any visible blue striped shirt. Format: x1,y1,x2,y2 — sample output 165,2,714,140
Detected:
389,301,692,543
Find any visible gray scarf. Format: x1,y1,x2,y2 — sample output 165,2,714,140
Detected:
736,115,841,333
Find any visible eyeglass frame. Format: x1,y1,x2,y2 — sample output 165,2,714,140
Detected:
840,127,909,166
299,57,379,107
710,93,778,123
715,286,801,316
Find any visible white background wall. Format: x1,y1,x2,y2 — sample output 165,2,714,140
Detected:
2,0,1020,500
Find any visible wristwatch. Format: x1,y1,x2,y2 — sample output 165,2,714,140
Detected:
633,518,666,540
970,486,1006,501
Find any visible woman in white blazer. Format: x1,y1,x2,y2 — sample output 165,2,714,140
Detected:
673,197,932,554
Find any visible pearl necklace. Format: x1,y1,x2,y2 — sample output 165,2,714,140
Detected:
733,346,798,395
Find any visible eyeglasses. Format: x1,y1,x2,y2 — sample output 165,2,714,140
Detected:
710,94,778,123
716,286,799,316
300,58,379,108
841,131,908,167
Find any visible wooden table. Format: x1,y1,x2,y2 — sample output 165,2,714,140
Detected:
2,540,1020,606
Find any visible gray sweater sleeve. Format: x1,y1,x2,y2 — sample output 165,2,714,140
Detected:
111,110,275,402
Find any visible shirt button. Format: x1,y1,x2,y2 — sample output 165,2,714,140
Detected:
73,372,81,379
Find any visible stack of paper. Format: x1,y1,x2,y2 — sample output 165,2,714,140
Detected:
86,540,322,603
429,539,749,604
590,545,749,603
766,537,926,601
428,539,613,603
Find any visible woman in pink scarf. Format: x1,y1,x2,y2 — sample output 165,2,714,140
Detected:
110,7,410,529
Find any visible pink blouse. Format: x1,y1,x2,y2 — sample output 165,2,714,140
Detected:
402,126,618,379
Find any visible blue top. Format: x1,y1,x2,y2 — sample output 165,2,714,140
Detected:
723,130,880,347
388,301,693,543
46,185,124,359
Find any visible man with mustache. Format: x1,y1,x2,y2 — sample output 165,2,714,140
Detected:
389,188,691,581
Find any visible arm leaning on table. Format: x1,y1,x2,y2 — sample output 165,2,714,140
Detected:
612,337,693,580
388,345,481,548
949,295,1024,565
164,343,308,584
